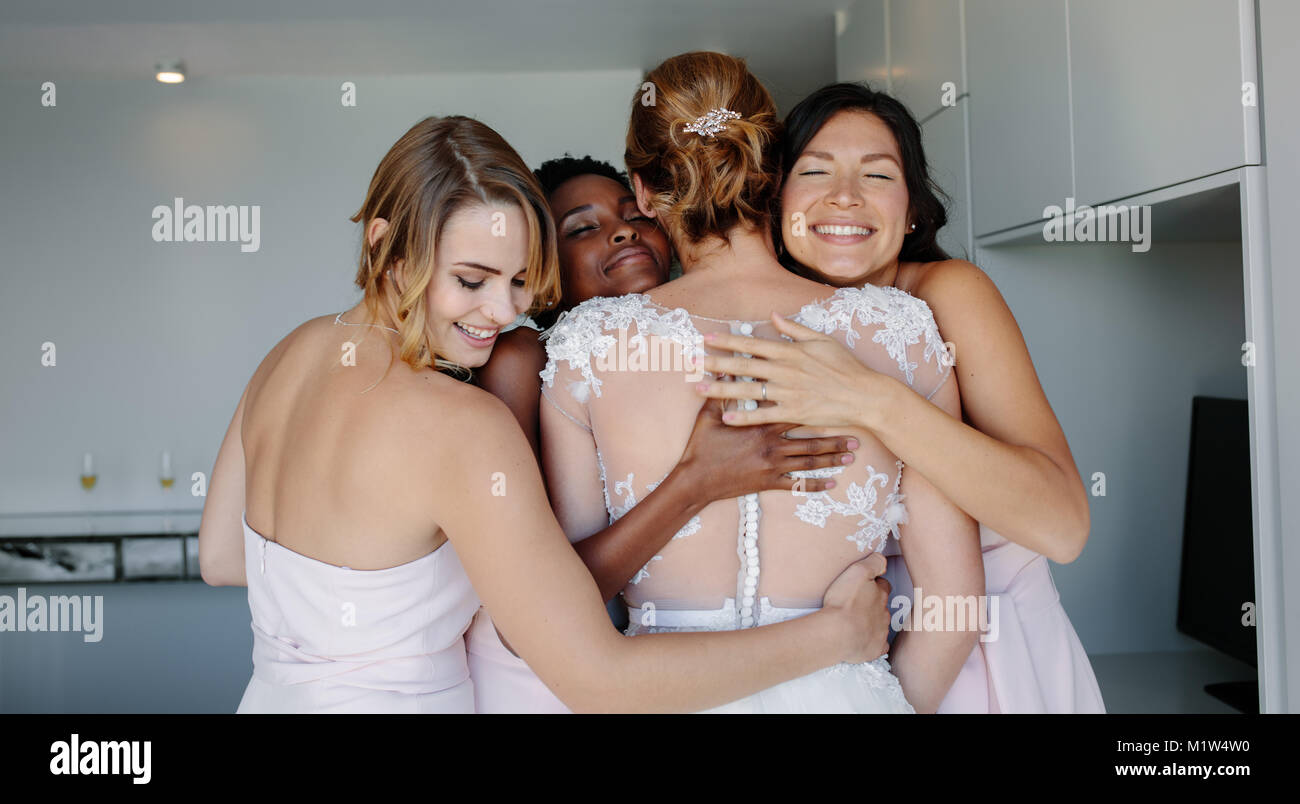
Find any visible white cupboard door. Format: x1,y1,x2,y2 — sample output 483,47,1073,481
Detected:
890,0,966,120
1069,0,1257,206
967,0,1074,235
923,101,973,259
837,0,890,88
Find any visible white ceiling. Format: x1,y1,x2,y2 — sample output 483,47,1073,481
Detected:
0,0,848,110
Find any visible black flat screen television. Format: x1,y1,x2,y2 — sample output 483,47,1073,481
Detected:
1176,396,1258,711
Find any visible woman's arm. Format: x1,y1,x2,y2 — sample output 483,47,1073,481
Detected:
475,327,547,460
198,383,250,587
901,260,1089,561
199,330,300,587
543,395,858,602
883,372,984,713
430,385,891,713
695,262,1090,563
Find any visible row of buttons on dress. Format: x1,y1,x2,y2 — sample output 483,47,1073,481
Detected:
732,321,760,627
740,494,760,627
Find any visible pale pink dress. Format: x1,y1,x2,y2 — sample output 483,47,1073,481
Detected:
465,607,571,713
236,513,482,713
883,526,1106,713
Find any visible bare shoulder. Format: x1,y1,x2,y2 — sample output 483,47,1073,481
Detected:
486,327,546,373
905,259,1002,305
901,260,1020,335
242,314,338,403
271,313,340,351
250,314,337,373
397,370,526,461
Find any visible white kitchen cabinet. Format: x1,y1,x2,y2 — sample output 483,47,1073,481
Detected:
889,0,965,120
836,0,890,89
922,100,973,258
966,0,1074,235
1068,0,1260,206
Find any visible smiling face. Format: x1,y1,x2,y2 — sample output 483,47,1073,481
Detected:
549,174,672,306
780,110,912,286
422,202,531,367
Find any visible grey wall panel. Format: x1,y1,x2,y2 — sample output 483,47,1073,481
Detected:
967,0,1074,234
1069,0,1257,206
923,100,973,259
890,0,965,120
837,0,891,88
1259,0,1299,713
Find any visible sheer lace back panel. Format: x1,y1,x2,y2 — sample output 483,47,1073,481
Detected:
540,286,952,622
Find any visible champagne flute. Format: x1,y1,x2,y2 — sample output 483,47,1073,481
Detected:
160,450,175,533
80,452,97,490
159,450,175,489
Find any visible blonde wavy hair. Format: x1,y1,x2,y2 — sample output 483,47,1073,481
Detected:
350,115,561,377
624,52,781,246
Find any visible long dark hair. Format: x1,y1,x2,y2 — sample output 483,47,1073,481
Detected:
778,82,952,268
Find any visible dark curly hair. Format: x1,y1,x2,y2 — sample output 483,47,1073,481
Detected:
778,82,953,268
534,155,630,197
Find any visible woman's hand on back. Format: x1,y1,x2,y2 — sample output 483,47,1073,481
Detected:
821,552,893,663
676,396,859,500
694,314,904,434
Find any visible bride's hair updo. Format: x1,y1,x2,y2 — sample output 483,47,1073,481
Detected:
350,115,560,374
625,51,781,245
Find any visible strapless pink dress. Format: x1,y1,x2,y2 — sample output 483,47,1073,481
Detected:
236,514,482,713
883,524,1105,713
465,607,571,714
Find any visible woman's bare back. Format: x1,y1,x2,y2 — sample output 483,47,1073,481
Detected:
645,262,835,323
240,313,452,569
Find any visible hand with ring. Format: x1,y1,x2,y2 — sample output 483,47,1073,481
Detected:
695,313,906,434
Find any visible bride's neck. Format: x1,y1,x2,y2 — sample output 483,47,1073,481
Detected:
674,225,784,280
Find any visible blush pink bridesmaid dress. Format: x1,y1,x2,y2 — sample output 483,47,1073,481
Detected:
236,513,482,713
465,607,572,714
883,525,1106,713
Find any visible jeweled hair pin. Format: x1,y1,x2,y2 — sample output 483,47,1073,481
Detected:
684,108,743,138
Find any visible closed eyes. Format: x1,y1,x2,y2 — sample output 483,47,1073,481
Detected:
565,215,653,238
457,276,527,290
798,169,893,180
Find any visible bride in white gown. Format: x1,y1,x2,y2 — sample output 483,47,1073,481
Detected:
538,52,985,713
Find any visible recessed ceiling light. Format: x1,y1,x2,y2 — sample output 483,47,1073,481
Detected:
155,60,186,84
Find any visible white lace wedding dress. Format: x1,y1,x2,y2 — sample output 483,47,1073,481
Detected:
539,285,956,713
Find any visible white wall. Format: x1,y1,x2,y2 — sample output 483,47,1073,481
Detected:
0,70,640,515
0,69,641,712
977,241,1248,654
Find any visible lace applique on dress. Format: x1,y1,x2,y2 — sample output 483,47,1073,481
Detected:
794,460,908,553
545,288,937,589
794,285,947,386
599,463,701,585
540,294,705,402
